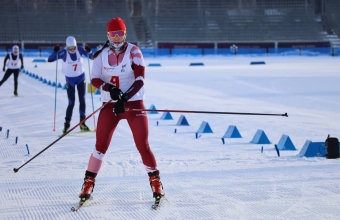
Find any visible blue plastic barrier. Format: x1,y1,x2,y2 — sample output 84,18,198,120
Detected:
172,48,202,56
334,48,340,56
148,63,161,67
148,104,158,114
203,49,233,56
176,115,189,126
189,62,204,66
160,112,173,120
250,129,271,144
141,48,170,57
222,125,242,138
301,47,331,56
32,58,47,62
196,121,213,133
299,141,326,157
238,48,266,55
250,61,266,65
276,134,297,150
268,48,300,56
0,49,7,56
21,49,40,57
1,47,338,58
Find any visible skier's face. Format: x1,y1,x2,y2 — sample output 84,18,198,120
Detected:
67,46,77,54
107,30,126,44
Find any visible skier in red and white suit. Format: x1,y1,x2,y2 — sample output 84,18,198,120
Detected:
78,17,164,202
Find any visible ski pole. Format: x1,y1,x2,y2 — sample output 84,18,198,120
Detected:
13,100,112,173
53,48,59,132
87,48,96,131
127,108,288,117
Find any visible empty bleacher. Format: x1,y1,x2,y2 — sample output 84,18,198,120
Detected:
0,0,137,44
142,0,325,42
324,0,340,36
0,0,336,46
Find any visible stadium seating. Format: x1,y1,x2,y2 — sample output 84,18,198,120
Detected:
0,0,337,46
142,0,325,42
0,0,137,43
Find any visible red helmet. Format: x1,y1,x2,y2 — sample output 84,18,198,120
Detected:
106,17,127,50
107,17,126,32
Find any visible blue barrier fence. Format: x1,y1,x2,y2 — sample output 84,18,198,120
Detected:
334,47,340,56
0,47,339,57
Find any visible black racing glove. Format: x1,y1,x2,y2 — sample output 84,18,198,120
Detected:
20,65,24,70
109,86,124,101
54,45,60,53
113,92,128,116
113,99,126,116
2,67,5,72
85,44,91,53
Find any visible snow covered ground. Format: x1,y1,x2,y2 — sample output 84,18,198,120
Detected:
0,55,340,220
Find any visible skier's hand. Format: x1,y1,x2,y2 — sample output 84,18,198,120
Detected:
113,99,126,116
20,65,24,70
85,44,92,53
54,45,60,53
109,86,124,101
102,83,114,91
2,67,5,72
113,92,128,116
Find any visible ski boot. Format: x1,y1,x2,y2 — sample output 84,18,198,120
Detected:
80,116,90,132
62,122,70,134
149,170,165,209
79,175,95,202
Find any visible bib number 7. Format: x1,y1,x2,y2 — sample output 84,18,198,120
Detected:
72,64,78,71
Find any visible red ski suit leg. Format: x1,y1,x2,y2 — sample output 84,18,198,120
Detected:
95,100,157,168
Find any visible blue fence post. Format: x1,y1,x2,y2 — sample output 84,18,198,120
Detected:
26,144,30,154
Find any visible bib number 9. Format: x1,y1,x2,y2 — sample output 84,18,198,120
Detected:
109,76,120,88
